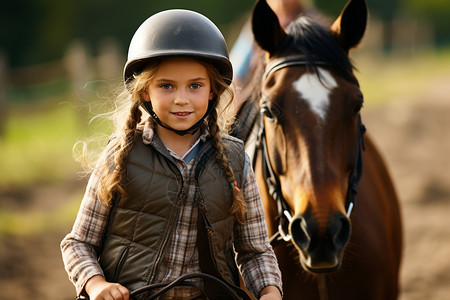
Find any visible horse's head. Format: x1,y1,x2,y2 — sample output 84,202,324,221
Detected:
251,0,367,273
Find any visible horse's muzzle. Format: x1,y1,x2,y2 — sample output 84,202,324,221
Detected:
289,212,351,273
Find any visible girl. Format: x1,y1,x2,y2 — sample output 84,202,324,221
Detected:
61,9,282,300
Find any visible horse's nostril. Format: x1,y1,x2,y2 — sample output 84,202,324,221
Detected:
334,215,351,249
290,216,311,251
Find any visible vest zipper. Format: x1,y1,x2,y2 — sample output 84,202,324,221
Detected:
146,141,213,283
148,156,185,283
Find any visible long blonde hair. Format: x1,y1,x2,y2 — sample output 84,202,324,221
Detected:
84,58,247,223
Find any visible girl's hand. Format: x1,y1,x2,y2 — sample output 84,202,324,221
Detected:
85,275,130,300
259,285,282,300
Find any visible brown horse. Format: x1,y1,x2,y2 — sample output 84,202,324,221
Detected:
233,0,403,299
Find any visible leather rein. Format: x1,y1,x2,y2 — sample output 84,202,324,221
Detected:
253,56,366,248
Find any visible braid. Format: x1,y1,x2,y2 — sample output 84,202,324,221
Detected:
98,100,142,205
208,109,247,224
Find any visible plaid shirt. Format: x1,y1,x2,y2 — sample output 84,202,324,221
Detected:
61,127,282,299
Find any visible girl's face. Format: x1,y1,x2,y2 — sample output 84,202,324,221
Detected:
144,57,213,132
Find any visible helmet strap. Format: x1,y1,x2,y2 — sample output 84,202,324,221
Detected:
142,100,215,136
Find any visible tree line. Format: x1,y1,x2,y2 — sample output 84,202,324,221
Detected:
1,0,449,68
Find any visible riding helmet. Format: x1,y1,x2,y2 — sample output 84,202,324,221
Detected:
124,9,233,85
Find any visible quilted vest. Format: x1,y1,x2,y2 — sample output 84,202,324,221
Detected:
98,133,245,294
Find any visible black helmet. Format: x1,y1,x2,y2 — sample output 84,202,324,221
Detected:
124,9,233,85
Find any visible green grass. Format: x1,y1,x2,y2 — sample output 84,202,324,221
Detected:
0,102,82,189
0,94,113,190
0,192,82,237
354,49,450,107
0,95,112,236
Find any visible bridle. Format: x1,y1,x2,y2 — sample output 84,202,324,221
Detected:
256,55,366,247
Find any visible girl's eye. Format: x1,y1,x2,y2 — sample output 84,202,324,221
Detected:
190,83,202,90
160,83,172,90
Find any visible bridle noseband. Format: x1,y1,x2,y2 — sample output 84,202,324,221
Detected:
257,55,366,247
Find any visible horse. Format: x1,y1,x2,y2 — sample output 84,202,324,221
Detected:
232,0,403,299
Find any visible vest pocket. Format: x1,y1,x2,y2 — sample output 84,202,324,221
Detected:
113,246,130,282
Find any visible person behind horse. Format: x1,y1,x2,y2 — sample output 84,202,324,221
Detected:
60,9,282,300
230,0,330,109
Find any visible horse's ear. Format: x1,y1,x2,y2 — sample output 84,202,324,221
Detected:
330,0,367,53
252,0,287,56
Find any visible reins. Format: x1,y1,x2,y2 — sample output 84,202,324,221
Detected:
76,272,244,300
252,55,366,248
130,273,242,300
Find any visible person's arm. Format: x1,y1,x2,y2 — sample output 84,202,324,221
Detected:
60,169,111,296
233,154,283,298
260,285,282,300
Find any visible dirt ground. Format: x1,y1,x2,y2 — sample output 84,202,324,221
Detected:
363,74,450,300
0,76,449,299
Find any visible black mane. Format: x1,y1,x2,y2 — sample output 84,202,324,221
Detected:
284,17,358,84
246,16,360,108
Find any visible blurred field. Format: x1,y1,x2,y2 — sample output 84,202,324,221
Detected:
0,49,449,299
358,51,450,300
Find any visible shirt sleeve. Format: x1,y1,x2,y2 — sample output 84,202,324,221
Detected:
233,154,283,297
60,169,111,296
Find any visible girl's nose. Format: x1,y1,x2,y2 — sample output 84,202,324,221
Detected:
173,90,189,105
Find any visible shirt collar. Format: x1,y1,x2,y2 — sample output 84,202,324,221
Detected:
142,118,210,163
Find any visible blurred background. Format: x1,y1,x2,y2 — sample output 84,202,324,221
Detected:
0,0,449,299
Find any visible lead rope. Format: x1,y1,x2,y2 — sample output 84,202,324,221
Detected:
317,276,328,300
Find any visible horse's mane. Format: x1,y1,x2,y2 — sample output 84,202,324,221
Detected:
285,17,358,84
247,16,359,107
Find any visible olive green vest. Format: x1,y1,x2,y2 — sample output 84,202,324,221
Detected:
98,133,245,294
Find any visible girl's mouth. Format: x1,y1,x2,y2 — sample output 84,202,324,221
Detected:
172,112,192,119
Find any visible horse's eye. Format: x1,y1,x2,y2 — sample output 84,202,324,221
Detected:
353,95,364,115
262,107,276,121
354,102,363,115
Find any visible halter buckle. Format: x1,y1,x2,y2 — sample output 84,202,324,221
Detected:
278,210,293,242
346,202,354,217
